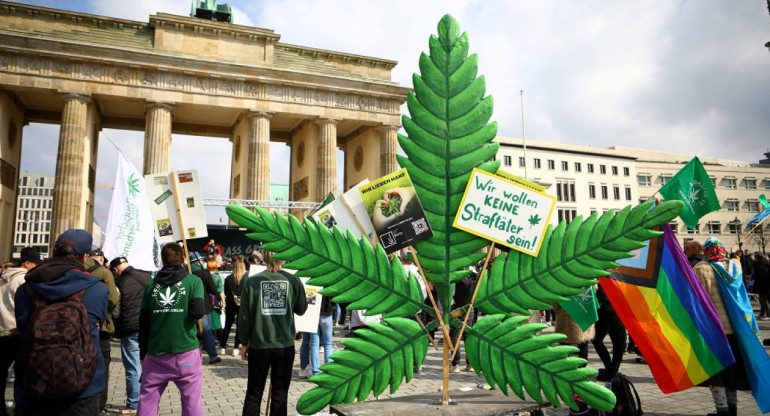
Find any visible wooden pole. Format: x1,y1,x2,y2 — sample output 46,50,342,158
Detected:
442,339,450,405
414,312,439,352
265,382,272,415
450,242,495,362
170,171,200,333
408,246,454,355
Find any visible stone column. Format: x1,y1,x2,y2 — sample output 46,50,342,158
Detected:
246,111,271,202
51,93,90,241
143,102,173,175
316,119,338,201
379,125,400,176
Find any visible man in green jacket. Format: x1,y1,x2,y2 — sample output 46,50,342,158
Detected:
239,250,307,416
85,248,119,414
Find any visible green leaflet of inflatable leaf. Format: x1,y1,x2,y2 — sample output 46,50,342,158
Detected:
474,200,683,315
398,15,498,291
225,205,426,318
464,314,616,411
296,318,431,415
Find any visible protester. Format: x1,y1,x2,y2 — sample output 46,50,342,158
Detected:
206,259,225,352
85,248,120,414
110,257,151,416
694,238,751,416
299,294,334,378
203,239,222,258
685,239,705,268
0,247,41,416
189,252,221,364
137,243,206,416
591,285,625,381
15,229,108,415
552,302,595,365
221,255,246,356
753,252,770,321
239,250,307,416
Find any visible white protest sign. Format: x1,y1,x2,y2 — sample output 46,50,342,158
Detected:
144,170,208,244
295,277,322,334
311,179,374,240
452,168,556,256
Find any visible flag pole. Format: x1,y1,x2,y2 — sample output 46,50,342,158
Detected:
520,90,528,180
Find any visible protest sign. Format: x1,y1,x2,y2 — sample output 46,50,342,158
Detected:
453,168,555,256
295,277,322,334
358,168,433,254
144,170,208,244
311,179,374,241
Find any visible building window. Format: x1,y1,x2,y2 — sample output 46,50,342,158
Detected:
599,165,607,174
503,156,512,166
623,167,630,176
547,160,555,170
686,224,699,234
534,158,541,169
613,186,620,200
745,179,757,190
611,166,618,175
724,178,736,189
670,222,678,234
557,208,578,224
588,184,596,199
764,179,770,190
561,161,568,171
519,157,525,167
625,186,632,201
587,163,595,173
707,222,721,234
557,180,576,202
661,175,672,185
590,209,597,215
601,185,608,200
726,200,739,212
574,162,582,172
638,175,651,186
728,223,739,234
747,200,759,212
710,177,717,187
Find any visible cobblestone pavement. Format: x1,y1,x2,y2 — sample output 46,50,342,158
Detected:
6,318,770,415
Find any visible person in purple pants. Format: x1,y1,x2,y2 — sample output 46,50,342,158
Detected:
137,243,206,416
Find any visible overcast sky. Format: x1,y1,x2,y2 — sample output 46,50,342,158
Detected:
14,0,770,225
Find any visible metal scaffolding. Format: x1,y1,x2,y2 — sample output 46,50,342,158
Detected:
202,198,322,211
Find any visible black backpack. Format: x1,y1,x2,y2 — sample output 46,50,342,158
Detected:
20,286,98,399
610,373,643,416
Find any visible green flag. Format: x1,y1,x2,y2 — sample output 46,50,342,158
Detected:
658,156,720,229
559,286,598,331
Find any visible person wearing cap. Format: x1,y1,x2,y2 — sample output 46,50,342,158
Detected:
189,251,221,364
137,243,206,416
0,247,41,416
86,248,120,414
110,257,151,415
14,229,108,415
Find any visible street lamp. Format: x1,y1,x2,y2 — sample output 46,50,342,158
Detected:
732,216,742,250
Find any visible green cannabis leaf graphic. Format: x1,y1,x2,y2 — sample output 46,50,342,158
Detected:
528,214,541,228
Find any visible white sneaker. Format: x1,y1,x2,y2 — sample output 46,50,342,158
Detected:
451,365,461,373
220,348,226,355
233,348,240,357
299,367,312,378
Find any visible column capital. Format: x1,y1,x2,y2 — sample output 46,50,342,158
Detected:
315,118,339,127
59,91,91,104
247,110,274,119
145,100,175,111
376,124,401,134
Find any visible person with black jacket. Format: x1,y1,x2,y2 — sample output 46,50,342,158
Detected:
189,252,221,364
753,252,770,320
591,285,626,381
110,257,151,415
220,254,246,355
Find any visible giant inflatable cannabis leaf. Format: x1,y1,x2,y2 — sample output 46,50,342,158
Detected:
227,13,684,415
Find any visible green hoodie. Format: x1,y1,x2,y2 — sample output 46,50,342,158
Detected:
238,269,308,349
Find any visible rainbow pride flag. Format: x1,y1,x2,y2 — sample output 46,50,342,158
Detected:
599,224,735,393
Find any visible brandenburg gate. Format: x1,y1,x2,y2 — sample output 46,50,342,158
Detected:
0,1,408,257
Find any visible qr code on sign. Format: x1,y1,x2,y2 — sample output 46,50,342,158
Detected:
412,218,429,234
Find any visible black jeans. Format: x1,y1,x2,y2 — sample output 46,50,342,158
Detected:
98,332,111,410
0,335,19,416
21,393,100,416
243,346,295,416
221,306,240,349
591,305,626,377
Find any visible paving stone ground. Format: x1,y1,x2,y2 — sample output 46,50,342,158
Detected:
6,316,770,415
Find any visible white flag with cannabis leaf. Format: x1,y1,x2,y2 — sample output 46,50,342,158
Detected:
104,152,158,271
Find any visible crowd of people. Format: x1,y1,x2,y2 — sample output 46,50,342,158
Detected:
1,226,769,416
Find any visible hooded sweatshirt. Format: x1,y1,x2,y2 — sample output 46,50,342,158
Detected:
15,257,108,400
0,266,29,336
138,265,204,359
